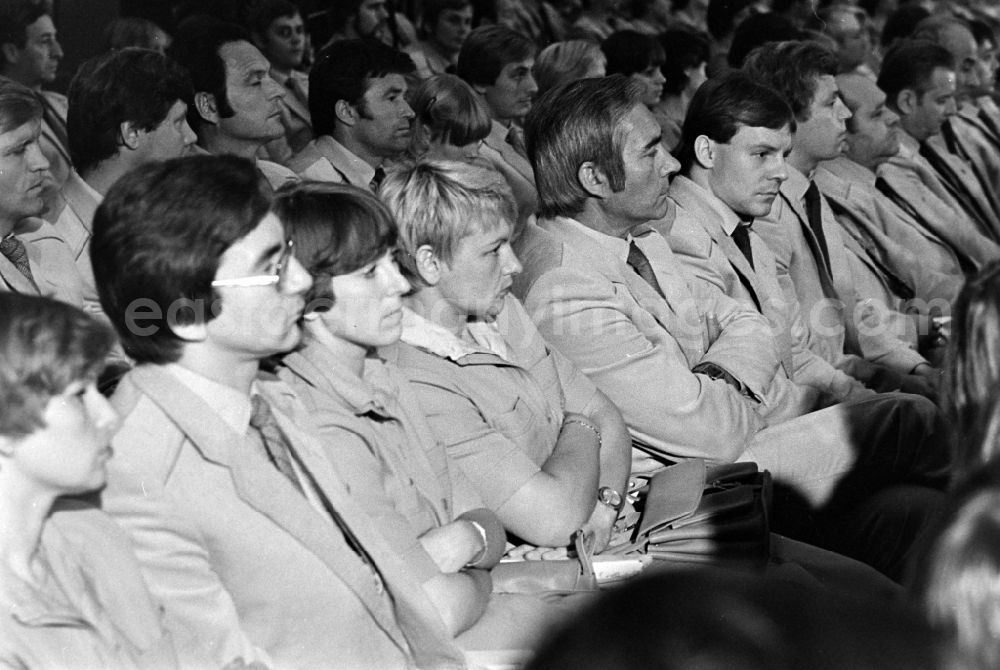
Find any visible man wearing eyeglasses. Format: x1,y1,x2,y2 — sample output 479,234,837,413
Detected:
92,155,466,669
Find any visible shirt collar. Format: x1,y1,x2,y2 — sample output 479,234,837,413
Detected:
896,128,920,159
166,363,254,434
316,135,377,186
399,305,511,362
685,178,745,236
819,155,877,185
293,336,396,418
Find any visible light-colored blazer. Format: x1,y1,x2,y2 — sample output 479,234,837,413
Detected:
513,215,777,463
53,170,101,312
668,175,865,406
814,156,962,304
1,218,86,309
877,130,1000,272
479,120,538,224
922,130,1000,241
39,90,72,190
288,135,374,187
754,168,927,375
103,364,468,670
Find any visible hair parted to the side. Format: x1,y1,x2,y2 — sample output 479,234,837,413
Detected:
67,48,193,174
91,154,271,365
0,77,41,135
877,39,955,110
309,38,415,138
0,293,114,439
379,159,515,285
676,70,795,174
741,40,839,121
456,25,535,89
525,74,644,219
272,181,399,310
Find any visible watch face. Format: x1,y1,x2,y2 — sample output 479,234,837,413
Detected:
599,487,622,507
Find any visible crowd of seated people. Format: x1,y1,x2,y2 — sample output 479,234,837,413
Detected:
6,0,1000,666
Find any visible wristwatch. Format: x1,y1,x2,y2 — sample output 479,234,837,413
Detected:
597,486,623,511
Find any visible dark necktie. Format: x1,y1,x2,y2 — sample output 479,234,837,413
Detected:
803,181,832,277
0,234,39,292
731,222,754,270
35,93,70,159
626,239,665,299
369,166,386,193
249,395,382,584
506,124,528,160
980,108,1000,143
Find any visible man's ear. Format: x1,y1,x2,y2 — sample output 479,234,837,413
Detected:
1,43,21,66
413,244,442,286
120,121,142,151
577,160,610,199
693,135,714,169
335,99,357,127
896,89,917,116
194,91,219,125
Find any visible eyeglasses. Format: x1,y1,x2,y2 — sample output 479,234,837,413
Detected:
211,238,295,289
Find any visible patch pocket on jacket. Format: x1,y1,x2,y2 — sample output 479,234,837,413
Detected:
489,397,538,440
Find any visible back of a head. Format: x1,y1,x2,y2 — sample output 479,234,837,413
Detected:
527,569,937,670
742,39,839,120
525,75,644,219
309,38,415,138
881,4,931,47
91,155,270,365
410,73,491,148
877,39,955,110
103,16,170,53
602,30,664,78
911,14,969,47
917,461,1000,670
660,28,711,95
728,13,801,68
327,0,366,34
67,48,193,174
535,40,606,97
0,292,114,440
0,77,41,135
379,159,515,281
456,25,535,89
676,70,795,174
169,15,251,131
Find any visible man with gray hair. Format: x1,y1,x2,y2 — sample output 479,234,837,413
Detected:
515,74,948,577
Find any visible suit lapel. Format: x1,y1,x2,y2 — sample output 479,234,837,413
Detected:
62,172,100,233
778,189,838,300
127,366,421,655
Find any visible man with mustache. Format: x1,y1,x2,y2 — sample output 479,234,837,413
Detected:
289,38,415,192
0,78,84,308
745,40,940,398
53,48,196,317
168,16,298,190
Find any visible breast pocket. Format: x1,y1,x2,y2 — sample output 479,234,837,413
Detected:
489,397,539,440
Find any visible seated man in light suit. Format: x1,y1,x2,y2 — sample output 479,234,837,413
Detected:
514,75,948,574
56,48,196,316
667,72,949,577
457,25,539,224
813,72,964,317
92,155,471,669
743,40,940,396
168,16,298,190
249,0,312,162
289,38,415,190
826,71,999,277
0,78,85,308
668,71,872,408
0,1,71,211
877,38,1000,265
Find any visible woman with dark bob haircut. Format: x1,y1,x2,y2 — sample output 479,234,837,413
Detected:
272,181,574,657
0,293,177,667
